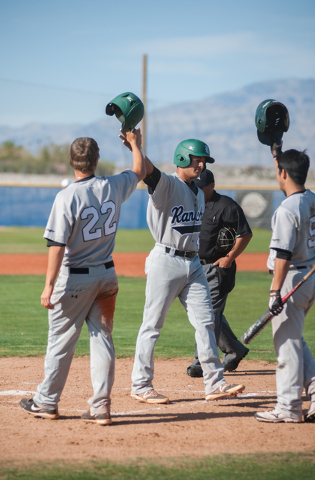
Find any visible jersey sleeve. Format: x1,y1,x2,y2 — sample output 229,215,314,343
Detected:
43,190,73,244
269,206,297,253
143,166,161,193
107,170,138,203
149,172,176,208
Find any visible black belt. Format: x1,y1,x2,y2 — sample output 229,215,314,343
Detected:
69,260,114,274
165,247,197,259
199,258,213,265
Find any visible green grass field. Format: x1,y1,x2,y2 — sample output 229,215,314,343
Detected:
1,452,315,480
0,226,271,254
1,272,314,361
0,227,314,480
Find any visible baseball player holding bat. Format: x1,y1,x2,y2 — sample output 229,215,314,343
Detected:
20,130,146,425
242,265,315,344
120,134,245,404
254,148,315,423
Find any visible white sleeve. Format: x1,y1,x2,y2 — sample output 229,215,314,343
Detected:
269,206,297,253
108,170,138,204
43,191,73,244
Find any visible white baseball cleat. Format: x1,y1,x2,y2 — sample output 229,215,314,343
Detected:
305,399,315,423
205,383,245,401
131,389,170,404
255,409,302,423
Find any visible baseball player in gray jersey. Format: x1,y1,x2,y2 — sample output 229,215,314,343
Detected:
255,149,315,423
120,134,245,404
20,130,146,425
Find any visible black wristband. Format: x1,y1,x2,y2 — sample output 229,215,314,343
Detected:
269,289,280,296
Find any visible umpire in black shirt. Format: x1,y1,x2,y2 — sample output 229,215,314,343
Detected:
187,169,253,376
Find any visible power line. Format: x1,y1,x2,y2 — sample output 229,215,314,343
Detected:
0,77,108,97
0,77,170,110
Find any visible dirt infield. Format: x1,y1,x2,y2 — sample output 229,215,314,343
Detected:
1,252,314,462
1,356,315,462
0,252,269,275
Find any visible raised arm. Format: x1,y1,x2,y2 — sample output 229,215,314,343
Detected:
120,129,154,177
124,128,146,182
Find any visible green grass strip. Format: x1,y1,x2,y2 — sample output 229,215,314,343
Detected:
0,451,314,479
0,227,270,254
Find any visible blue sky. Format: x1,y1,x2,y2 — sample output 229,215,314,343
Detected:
0,0,314,127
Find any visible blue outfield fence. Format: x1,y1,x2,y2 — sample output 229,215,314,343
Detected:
0,186,149,229
0,185,292,229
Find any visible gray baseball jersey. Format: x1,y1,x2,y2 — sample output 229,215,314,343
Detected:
266,189,315,419
146,172,205,251
44,171,138,267
267,189,315,270
33,169,138,414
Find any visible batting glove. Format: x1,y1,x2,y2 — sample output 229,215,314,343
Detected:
269,290,283,315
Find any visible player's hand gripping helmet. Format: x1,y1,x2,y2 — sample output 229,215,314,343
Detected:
255,99,289,147
174,139,215,168
106,92,144,133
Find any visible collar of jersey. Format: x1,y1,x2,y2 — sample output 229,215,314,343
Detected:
75,174,95,183
287,189,306,197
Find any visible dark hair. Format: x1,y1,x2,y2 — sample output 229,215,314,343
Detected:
277,149,310,185
70,137,99,173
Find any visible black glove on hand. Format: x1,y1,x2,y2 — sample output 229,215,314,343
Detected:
269,290,283,315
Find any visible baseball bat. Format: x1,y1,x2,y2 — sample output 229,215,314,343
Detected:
241,265,315,344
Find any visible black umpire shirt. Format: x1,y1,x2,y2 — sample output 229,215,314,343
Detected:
199,190,252,263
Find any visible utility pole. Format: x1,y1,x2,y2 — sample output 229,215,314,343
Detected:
142,54,147,152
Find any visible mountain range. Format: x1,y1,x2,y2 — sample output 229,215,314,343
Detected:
0,78,314,169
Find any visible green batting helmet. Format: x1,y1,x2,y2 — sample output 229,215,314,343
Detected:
105,92,144,133
174,139,215,168
255,99,289,146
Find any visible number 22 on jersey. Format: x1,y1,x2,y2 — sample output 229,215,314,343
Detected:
81,201,117,241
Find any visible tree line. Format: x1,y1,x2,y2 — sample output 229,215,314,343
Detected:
0,141,115,176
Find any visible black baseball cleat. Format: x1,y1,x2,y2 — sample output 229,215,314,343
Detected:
20,398,59,419
187,360,203,377
222,348,249,372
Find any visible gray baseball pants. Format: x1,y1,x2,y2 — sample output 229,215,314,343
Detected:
272,267,315,419
34,264,118,414
131,244,225,396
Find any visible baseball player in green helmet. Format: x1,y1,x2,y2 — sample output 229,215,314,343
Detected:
120,132,245,404
174,139,215,168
